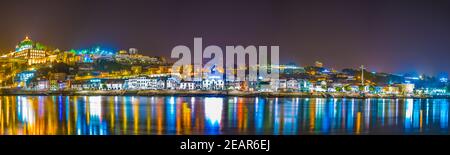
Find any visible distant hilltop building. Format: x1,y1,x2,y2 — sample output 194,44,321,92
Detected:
129,48,138,55
118,50,128,55
118,48,138,56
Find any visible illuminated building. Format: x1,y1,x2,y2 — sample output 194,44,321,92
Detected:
156,79,166,89
440,77,448,83
298,79,313,92
74,46,115,56
258,81,272,92
225,81,242,90
77,63,94,74
105,79,125,90
37,80,49,90
265,79,287,92
202,64,225,90
314,85,327,92
50,80,66,91
16,70,36,88
425,88,447,95
179,81,195,90
124,76,156,90
70,81,84,90
115,48,166,65
383,86,400,95
73,46,115,63
202,79,224,90
118,50,129,55
87,78,103,90
129,48,138,55
165,77,179,90
278,79,287,90
10,36,48,65
70,79,105,90
131,66,142,74
396,83,415,95
286,79,299,91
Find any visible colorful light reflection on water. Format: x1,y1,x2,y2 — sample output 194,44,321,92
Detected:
0,96,449,135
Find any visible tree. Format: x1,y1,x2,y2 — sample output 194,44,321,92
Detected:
344,85,352,92
52,63,71,73
101,83,107,90
359,85,365,92
35,42,48,50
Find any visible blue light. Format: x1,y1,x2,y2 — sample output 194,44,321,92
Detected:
76,46,116,56
90,79,101,83
17,71,36,86
204,98,223,134
440,77,448,83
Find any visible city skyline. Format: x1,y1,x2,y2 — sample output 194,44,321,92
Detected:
1,0,450,75
1,1,450,149
1,35,448,98
1,35,448,78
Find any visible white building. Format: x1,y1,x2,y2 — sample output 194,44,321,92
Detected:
297,79,313,92
106,79,124,90
269,79,287,92
125,76,156,90
37,80,49,90
156,79,166,90
107,83,122,90
166,78,179,90
279,79,287,90
287,79,299,91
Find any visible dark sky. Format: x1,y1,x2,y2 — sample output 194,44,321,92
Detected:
1,0,450,75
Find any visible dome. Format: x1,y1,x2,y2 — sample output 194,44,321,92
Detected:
15,36,34,52
19,36,33,46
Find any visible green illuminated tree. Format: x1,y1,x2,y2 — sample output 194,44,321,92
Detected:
335,86,342,92
369,86,376,93
101,83,107,90
344,85,352,92
359,85,365,92
35,42,47,50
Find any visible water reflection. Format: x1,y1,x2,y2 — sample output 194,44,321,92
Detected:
0,96,449,135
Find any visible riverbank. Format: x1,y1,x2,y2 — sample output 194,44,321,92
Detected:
1,89,449,99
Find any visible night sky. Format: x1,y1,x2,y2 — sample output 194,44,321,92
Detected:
1,0,450,75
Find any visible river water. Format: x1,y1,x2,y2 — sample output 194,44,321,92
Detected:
0,96,448,135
